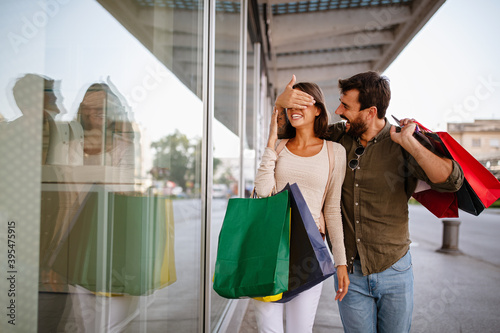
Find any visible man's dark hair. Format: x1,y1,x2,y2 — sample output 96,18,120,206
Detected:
338,71,391,119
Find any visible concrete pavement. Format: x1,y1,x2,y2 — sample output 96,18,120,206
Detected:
238,205,500,333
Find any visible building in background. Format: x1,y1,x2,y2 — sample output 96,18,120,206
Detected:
448,120,500,179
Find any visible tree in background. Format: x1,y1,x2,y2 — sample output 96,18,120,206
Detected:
215,166,236,187
151,130,222,196
151,130,191,191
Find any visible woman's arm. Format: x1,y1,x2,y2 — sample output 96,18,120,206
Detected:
323,144,349,301
254,148,278,197
324,144,347,265
255,107,280,197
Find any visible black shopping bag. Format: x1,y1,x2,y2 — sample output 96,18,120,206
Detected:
276,183,336,303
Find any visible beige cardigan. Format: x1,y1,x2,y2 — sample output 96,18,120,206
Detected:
255,140,347,267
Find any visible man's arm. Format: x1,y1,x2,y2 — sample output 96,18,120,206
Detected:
390,119,453,184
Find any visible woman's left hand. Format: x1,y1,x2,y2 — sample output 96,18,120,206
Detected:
335,265,350,301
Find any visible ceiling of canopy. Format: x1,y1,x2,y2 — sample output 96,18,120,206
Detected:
98,0,445,146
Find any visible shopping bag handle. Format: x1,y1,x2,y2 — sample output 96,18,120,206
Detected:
391,115,433,146
414,121,431,133
251,186,276,198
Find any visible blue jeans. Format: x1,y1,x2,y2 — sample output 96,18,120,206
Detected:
335,251,414,333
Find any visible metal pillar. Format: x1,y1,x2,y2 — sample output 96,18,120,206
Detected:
436,219,462,255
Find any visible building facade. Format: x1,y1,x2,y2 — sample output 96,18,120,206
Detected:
448,120,500,179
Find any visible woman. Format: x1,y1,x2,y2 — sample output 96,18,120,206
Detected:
78,83,135,169
253,77,349,333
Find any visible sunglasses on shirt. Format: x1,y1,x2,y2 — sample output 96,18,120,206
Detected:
348,146,365,170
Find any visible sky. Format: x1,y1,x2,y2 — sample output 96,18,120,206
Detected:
384,0,500,131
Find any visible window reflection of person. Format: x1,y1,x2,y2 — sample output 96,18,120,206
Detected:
68,82,140,332
78,83,135,178
13,77,140,331
11,73,66,164
11,73,72,333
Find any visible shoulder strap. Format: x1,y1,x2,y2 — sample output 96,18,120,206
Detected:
275,139,288,155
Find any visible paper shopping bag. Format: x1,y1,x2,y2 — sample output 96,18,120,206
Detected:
438,132,500,212
57,193,176,296
412,188,459,218
213,190,291,299
108,194,177,295
414,122,500,216
276,183,336,303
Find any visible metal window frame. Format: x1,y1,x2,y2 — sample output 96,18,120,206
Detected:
201,0,215,331
238,0,248,198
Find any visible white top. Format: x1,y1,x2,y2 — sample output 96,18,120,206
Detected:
254,140,347,266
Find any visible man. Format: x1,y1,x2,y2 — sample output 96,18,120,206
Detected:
276,72,464,332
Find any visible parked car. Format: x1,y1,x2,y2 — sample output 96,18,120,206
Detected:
212,184,229,199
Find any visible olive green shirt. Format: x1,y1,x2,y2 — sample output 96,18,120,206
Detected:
328,119,464,275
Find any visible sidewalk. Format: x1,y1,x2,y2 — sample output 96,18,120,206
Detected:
238,205,500,333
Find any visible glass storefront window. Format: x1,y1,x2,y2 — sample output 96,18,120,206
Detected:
210,0,242,330
244,38,256,197
0,0,207,331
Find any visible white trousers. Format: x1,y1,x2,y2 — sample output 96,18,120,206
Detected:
252,282,323,333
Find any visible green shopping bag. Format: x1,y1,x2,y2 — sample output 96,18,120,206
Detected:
54,192,176,296
213,190,291,299
107,194,177,295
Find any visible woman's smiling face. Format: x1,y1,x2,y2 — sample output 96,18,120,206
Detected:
80,90,107,130
286,97,320,129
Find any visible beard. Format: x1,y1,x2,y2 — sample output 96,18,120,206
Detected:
341,116,368,138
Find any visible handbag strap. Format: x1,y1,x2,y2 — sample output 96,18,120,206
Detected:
415,121,431,133
275,139,288,155
275,139,335,233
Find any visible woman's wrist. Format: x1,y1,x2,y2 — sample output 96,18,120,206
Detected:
267,138,277,149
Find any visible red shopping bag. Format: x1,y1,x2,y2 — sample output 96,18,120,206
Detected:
412,122,500,217
412,186,459,218
439,132,500,208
